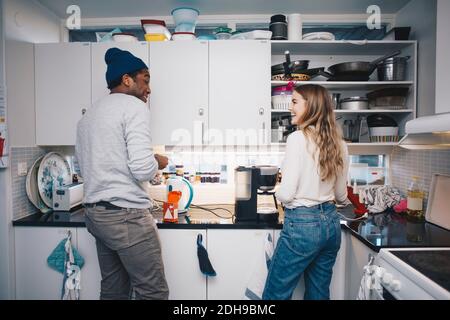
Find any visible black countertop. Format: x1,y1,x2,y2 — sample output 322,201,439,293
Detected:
13,205,450,252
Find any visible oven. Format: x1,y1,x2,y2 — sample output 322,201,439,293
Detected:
360,248,450,300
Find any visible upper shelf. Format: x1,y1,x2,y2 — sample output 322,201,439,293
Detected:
271,81,414,90
270,40,417,55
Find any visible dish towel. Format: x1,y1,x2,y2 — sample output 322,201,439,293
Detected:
244,233,274,300
197,234,216,277
47,231,85,300
359,185,402,213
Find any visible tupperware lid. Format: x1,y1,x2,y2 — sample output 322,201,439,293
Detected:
214,27,232,34
171,7,200,15
172,32,195,35
141,19,166,27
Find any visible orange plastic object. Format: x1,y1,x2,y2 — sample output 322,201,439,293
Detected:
168,191,182,205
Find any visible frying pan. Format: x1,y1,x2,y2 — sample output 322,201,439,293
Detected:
271,50,309,76
325,51,402,81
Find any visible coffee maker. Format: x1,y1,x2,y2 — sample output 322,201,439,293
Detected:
234,166,279,224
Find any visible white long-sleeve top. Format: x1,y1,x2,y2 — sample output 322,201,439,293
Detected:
275,129,349,208
75,93,158,209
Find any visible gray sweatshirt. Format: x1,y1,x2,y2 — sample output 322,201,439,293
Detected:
75,93,158,209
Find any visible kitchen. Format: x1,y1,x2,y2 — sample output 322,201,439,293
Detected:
0,0,450,302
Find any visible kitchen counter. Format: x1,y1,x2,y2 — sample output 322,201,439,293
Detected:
12,205,450,252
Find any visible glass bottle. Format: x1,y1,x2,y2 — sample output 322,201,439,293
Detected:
407,176,425,221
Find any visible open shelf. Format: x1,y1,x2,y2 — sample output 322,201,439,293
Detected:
334,109,414,114
271,40,417,55
271,81,414,90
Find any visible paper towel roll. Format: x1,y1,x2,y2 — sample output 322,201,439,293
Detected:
287,13,302,41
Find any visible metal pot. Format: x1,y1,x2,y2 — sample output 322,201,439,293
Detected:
376,56,410,81
340,97,369,110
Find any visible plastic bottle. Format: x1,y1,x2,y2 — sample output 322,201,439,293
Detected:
407,176,425,221
358,116,370,143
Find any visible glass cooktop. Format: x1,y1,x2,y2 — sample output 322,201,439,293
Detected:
391,250,450,292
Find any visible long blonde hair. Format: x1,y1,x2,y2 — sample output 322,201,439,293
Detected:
294,84,344,181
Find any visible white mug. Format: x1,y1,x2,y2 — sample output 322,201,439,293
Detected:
287,13,302,41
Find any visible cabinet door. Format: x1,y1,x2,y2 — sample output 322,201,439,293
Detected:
273,228,348,300
76,228,101,300
149,41,208,145
209,41,271,145
158,229,207,300
15,227,77,299
207,229,273,300
91,42,149,104
35,43,91,145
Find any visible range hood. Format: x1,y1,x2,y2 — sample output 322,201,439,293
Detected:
399,112,450,149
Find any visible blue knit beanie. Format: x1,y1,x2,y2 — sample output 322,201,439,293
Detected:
105,48,148,88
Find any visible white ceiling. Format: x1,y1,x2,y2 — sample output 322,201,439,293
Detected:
36,0,411,19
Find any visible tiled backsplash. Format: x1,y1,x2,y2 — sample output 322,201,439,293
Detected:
11,147,46,220
391,147,450,208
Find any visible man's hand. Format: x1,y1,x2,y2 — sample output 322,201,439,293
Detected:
154,154,169,170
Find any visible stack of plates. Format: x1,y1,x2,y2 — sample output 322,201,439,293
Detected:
26,152,73,213
302,32,335,41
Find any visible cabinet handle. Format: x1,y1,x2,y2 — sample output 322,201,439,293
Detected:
198,108,204,116
262,122,266,144
201,122,205,145
81,108,87,115
259,108,265,116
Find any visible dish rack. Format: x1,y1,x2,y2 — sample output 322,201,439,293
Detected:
272,94,292,110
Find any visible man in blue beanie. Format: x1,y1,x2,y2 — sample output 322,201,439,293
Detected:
75,47,169,300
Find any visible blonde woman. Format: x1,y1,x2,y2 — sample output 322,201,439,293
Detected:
263,84,349,300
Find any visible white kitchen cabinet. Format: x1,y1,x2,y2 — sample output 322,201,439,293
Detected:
14,227,77,299
207,229,274,300
35,43,91,145
91,42,149,105
346,231,377,300
209,41,271,145
158,229,207,300
76,228,101,300
148,41,209,145
273,226,348,300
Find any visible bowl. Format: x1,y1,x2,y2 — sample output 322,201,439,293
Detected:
171,7,199,30
172,32,196,41
112,33,138,42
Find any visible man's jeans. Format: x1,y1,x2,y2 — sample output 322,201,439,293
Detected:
262,202,341,300
85,206,169,300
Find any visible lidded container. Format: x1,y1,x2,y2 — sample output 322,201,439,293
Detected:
407,176,425,221
172,32,196,40
214,27,232,40
377,56,410,81
171,7,200,33
141,19,171,41
270,14,288,40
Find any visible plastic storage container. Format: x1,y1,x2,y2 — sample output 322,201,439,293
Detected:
171,7,199,33
214,27,232,40
172,32,196,40
141,19,171,40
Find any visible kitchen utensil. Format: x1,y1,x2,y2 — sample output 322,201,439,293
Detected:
271,51,310,76
359,116,370,142
166,176,193,213
369,126,399,142
302,32,335,41
230,30,272,40
343,120,353,142
367,114,398,127
331,93,341,109
37,152,73,208
214,27,232,40
270,14,288,40
367,87,409,109
377,56,410,81
352,115,361,142
26,155,51,213
340,97,369,110
326,50,402,81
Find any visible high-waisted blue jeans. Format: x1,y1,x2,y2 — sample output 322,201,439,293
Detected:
262,202,341,300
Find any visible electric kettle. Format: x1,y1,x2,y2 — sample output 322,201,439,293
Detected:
166,177,194,213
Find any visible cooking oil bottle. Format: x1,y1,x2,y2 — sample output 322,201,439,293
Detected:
407,176,425,221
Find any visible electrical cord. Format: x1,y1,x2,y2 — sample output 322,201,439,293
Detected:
152,199,234,220
337,211,369,221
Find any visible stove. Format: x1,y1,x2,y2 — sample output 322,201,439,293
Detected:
373,248,450,300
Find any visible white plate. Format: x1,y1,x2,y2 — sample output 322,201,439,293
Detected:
26,155,51,213
37,152,72,208
302,32,335,41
